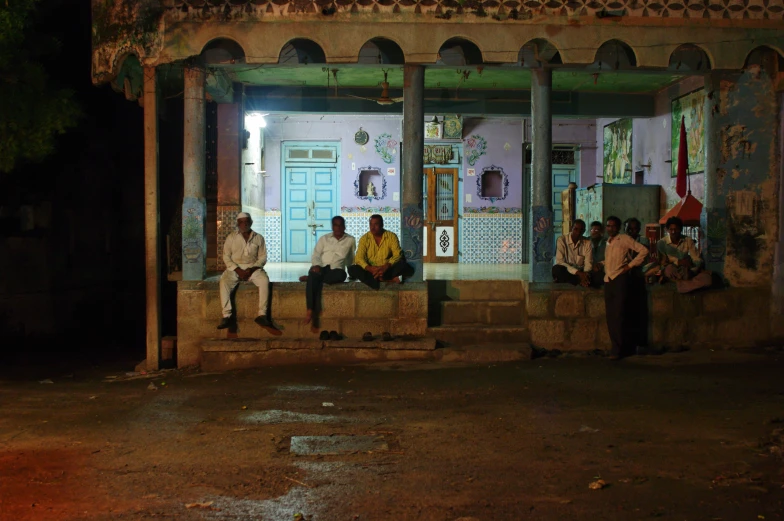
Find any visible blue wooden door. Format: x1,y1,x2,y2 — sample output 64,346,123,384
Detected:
283,166,338,262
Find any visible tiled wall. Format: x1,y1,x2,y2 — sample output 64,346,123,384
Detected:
344,212,401,243
461,213,523,264
216,205,241,271
262,211,283,262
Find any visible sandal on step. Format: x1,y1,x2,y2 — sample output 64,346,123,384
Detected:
362,332,373,342
382,332,393,341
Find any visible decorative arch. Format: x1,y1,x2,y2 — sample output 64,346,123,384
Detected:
437,37,483,66
358,37,405,65
518,39,562,67
201,37,246,65
590,40,638,70
668,44,712,72
744,45,784,69
112,53,144,101
278,38,326,65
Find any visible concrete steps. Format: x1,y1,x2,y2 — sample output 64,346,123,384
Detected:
440,300,524,326
427,325,529,345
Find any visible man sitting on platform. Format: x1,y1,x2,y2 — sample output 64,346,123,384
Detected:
589,220,607,286
299,216,355,332
217,212,281,335
651,216,712,293
348,214,415,290
552,219,593,287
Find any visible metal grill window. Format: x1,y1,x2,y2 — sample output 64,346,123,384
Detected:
552,150,575,165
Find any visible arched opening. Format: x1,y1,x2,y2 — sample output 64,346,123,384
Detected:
589,40,637,70
517,39,562,67
201,38,246,65
358,38,405,65
437,38,483,66
744,45,784,70
113,54,143,101
668,44,711,72
278,38,326,65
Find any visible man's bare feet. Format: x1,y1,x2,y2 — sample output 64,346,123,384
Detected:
299,275,309,282
303,309,312,325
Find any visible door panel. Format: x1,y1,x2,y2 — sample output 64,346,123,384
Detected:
283,166,338,262
423,167,459,263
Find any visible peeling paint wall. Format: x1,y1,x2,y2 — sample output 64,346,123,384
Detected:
706,67,780,287
772,93,784,323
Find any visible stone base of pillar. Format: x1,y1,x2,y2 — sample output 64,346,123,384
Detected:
217,205,242,271
530,205,555,282
182,196,207,281
400,203,424,283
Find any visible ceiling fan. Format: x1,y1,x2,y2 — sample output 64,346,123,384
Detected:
346,70,403,105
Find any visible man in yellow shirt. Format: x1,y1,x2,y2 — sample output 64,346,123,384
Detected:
348,214,415,290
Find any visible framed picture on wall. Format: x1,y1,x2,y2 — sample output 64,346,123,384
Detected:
671,89,705,177
602,118,633,184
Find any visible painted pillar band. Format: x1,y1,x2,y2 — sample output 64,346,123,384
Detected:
182,65,207,281
401,64,425,282
530,68,554,282
143,66,161,371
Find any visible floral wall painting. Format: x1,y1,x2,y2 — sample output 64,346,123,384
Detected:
375,133,397,164
602,118,633,184
425,121,443,139
671,89,705,177
464,134,487,166
443,115,463,140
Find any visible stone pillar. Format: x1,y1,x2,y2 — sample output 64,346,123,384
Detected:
216,103,242,271
530,68,554,282
701,70,727,278
401,64,425,282
143,66,161,371
182,65,207,281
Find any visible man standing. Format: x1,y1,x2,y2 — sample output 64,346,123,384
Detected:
603,215,649,360
624,217,651,354
217,212,281,335
299,216,355,332
348,214,414,290
552,219,593,287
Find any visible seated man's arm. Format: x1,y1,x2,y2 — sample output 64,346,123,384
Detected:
354,235,370,269
555,236,578,275
311,235,325,269
223,235,239,272
387,233,403,266
251,236,267,269
687,239,703,270
345,238,355,269
583,240,593,273
628,238,649,269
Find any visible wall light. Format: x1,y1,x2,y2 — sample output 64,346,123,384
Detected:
246,113,267,128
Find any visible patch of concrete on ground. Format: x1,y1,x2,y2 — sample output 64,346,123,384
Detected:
129,391,201,431
290,435,389,455
200,461,363,521
274,384,332,392
240,409,351,424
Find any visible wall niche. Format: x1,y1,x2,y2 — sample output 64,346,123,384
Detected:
355,167,387,201
477,165,508,202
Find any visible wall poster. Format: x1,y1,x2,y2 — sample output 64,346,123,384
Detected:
602,118,633,184
671,89,705,177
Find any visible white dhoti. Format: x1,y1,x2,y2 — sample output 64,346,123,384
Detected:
219,269,270,318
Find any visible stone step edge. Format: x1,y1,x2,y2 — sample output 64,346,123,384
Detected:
440,300,524,305
202,337,437,352
427,326,529,332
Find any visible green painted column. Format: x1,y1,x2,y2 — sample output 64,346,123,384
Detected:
182,64,207,281
530,68,554,282
401,64,425,281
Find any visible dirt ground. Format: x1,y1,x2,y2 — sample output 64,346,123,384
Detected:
1,349,784,521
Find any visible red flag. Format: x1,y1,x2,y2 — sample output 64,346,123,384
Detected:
676,115,688,198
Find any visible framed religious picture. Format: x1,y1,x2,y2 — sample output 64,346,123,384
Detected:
671,89,705,177
602,118,633,184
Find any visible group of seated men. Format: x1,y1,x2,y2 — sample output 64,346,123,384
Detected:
216,212,414,335
552,215,711,293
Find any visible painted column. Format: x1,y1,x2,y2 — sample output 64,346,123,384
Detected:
530,68,553,282
143,66,161,371
182,64,207,281
701,70,726,278
216,102,242,271
401,64,425,281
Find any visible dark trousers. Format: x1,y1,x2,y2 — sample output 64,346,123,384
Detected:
604,271,631,357
627,267,648,348
347,259,415,290
305,266,347,322
552,265,581,285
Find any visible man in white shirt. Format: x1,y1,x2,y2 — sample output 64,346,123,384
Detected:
217,212,281,335
299,216,355,332
603,215,649,360
552,219,593,287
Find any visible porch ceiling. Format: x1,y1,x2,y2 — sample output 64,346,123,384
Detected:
229,65,686,95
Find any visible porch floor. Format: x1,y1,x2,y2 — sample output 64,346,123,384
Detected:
205,263,530,282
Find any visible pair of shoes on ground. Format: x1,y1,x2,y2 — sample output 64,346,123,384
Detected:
319,330,342,341
362,332,393,342
216,316,282,336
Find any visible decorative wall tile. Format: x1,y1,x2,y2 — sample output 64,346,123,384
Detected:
263,211,282,263
345,213,401,242
216,205,241,271
461,213,523,264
